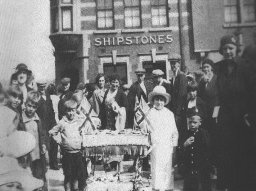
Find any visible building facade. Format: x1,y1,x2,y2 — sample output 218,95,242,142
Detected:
50,0,256,88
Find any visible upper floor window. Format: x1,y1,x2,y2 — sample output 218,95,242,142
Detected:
124,0,141,28
151,0,169,27
224,0,256,23
96,0,114,29
50,0,73,33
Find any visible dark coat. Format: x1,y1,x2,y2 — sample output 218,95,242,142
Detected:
215,57,252,149
198,74,219,112
178,128,211,175
170,70,188,116
37,96,56,130
99,89,128,130
37,95,56,149
181,97,207,125
127,80,154,128
214,57,255,189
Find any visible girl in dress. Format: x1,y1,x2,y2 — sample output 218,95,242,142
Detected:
146,85,179,191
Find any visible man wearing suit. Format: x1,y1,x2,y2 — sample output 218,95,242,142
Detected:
37,81,59,170
127,68,153,171
127,68,153,128
169,56,188,133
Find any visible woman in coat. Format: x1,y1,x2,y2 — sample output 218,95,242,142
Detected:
215,35,254,191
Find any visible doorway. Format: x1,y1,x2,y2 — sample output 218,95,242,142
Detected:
142,60,167,80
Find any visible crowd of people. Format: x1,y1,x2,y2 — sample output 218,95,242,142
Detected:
0,34,256,191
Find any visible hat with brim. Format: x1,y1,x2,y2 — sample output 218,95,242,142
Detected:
15,63,31,75
0,157,44,191
0,131,36,158
148,85,170,106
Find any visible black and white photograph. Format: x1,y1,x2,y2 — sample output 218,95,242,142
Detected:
0,0,256,191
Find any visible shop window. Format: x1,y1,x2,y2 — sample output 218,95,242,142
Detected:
96,0,114,29
124,0,141,28
50,0,73,32
151,0,169,27
224,0,256,23
103,63,128,84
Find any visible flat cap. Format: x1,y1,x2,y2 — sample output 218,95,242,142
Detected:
61,77,71,85
168,52,181,61
135,68,146,74
152,69,164,76
37,80,47,88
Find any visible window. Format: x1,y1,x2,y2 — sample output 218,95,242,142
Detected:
243,0,256,22
50,0,73,32
151,0,168,27
224,0,256,23
103,63,128,84
96,0,114,29
124,0,141,28
50,0,59,32
62,7,73,31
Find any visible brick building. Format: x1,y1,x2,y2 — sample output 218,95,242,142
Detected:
50,0,256,89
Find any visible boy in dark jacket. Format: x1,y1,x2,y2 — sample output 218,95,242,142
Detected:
22,91,48,190
179,114,211,191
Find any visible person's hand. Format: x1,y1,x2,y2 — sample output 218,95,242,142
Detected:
244,113,251,127
184,136,194,147
41,144,47,155
213,117,218,124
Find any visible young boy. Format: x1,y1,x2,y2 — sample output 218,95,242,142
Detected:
179,114,211,191
22,91,48,190
49,99,87,191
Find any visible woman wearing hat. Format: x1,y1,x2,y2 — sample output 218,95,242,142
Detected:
214,35,255,190
145,86,178,191
13,63,33,105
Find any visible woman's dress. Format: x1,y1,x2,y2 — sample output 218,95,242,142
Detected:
147,107,179,190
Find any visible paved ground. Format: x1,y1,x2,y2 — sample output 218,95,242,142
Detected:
46,161,218,191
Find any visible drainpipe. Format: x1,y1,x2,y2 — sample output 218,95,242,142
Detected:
178,0,186,72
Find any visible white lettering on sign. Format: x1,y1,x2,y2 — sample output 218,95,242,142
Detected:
94,34,173,46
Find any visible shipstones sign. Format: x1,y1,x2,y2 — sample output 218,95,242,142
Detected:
94,34,173,46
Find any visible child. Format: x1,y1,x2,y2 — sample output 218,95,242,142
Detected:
179,114,211,191
49,99,87,191
21,91,47,190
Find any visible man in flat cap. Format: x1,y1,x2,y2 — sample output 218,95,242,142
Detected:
152,69,171,102
36,81,59,170
127,68,154,128
58,77,73,121
169,55,187,133
60,77,72,100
